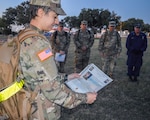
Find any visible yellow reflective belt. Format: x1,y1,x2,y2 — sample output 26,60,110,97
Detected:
0,80,24,102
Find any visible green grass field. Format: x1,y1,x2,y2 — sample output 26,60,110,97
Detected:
1,35,149,120
60,37,150,120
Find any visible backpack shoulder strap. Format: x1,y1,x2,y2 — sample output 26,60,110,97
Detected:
53,31,58,40
88,30,91,34
65,31,68,37
77,29,80,37
18,28,46,43
87,30,92,39
77,29,91,38
104,30,108,42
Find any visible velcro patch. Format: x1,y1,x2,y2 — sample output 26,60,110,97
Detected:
37,48,53,61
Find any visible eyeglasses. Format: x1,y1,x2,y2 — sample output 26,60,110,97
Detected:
82,24,87,26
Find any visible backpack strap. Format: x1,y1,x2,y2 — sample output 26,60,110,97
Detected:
18,28,46,43
53,31,58,40
53,30,68,40
64,31,68,38
104,30,108,42
77,29,91,39
0,28,46,102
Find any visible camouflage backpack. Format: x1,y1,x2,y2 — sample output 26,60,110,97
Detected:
0,28,44,120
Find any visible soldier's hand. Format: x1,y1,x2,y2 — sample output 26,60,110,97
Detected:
60,50,65,55
100,52,105,57
82,46,87,51
116,53,120,57
68,73,80,80
100,52,103,57
86,92,97,104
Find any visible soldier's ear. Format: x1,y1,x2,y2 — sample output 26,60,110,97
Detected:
37,8,45,17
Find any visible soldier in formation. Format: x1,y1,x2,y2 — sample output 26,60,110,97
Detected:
98,20,122,77
51,22,70,73
73,20,94,73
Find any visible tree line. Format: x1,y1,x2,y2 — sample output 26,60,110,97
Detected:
0,1,150,35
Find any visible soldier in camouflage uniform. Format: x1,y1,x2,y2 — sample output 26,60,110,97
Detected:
19,0,97,120
74,20,94,73
51,22,70,73
98,21,122,77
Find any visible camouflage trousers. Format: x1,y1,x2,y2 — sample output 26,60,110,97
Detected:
74,51,90,73
56,61,66,73
101,55,117,77
55,53,67,73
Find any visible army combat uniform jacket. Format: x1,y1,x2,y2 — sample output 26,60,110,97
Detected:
73,29,94,72
74,29,94,53
51,30,70,54
98,29,122,76
98,30,122,56
19,26,87,120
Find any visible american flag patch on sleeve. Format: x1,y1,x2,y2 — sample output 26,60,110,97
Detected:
37,48,53,61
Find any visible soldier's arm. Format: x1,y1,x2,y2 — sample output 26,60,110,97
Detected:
126,33,132,51
141,33,147,52
98,33,105,52
20,36,88,109
63,32,70,52
41,79,88,108
50,32,54,43
66,33,71,50
116,32,122,53
51,31,59,50
73,31,82,49
86,31,94,49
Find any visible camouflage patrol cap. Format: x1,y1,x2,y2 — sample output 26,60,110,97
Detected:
109,21,116,27
58,21,64,27
134,23,141,28
30,0,66,15
81,20,88,25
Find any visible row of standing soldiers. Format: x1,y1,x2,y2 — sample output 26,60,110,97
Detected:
50,20,147,81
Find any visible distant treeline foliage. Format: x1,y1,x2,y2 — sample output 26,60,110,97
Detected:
0,1,150,34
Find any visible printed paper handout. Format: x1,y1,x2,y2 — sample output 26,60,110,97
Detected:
55,52,66,62
65,63,113,93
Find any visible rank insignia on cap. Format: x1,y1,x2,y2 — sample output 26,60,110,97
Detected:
37,48,53,61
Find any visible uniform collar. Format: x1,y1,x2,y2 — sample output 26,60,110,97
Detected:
133,31,142,36
30,24,44,35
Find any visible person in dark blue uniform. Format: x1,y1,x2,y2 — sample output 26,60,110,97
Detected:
126,24,147,81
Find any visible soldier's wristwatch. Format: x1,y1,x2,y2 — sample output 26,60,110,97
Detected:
64,74,68,82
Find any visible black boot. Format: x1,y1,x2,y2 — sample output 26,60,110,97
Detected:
129,76,133,81
133,76,138,81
